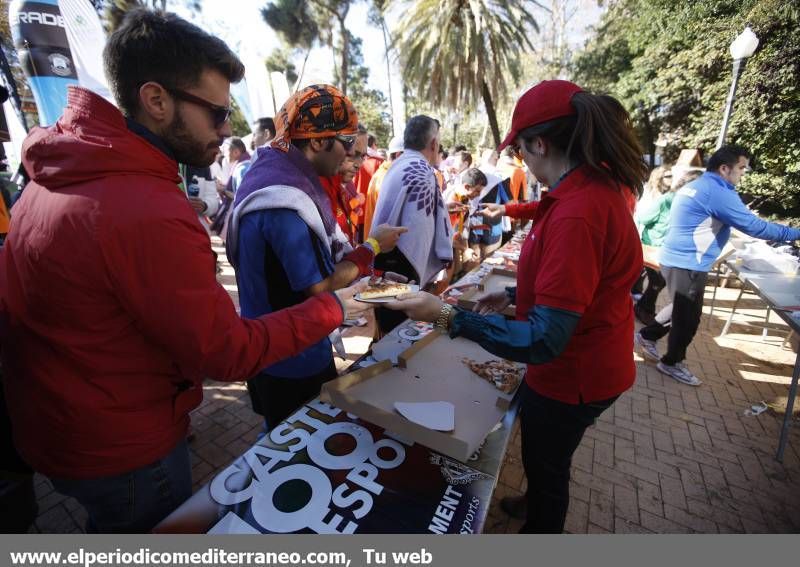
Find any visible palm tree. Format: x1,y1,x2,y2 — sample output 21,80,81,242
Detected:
368,0,395,136
313,0,352,96
262,0,319,91
101,0,200,33
393,0,539,147
261,0,353,96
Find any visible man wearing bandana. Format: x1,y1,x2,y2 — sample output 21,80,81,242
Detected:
227,85,406,430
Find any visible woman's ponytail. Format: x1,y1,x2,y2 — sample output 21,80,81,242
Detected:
519,90,648,197
569,92,648,197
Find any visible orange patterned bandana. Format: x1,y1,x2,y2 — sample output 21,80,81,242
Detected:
271,84,359,152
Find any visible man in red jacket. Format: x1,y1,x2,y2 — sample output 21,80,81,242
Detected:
0,9,363,533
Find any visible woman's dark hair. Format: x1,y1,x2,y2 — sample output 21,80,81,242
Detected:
519,92,648,196
104,9,245,117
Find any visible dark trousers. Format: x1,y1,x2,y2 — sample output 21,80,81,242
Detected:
247,360,337,430
639,266,708,365
1,373,37,533
51,440,191,533
635,267,667,317
374,248,419,335
519,385,617,533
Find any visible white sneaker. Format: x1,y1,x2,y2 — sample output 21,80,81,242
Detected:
635,332,660,362
657,361,702,386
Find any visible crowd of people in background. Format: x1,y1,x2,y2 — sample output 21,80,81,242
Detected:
1,6,799,538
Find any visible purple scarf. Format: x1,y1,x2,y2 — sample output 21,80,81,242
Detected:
233,145,336,237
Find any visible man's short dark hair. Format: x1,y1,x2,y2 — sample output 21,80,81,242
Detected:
104,9,245,117
454,144,467,153
368,134,377,148
404,115,440,151
462,167,487,187
455,150,472,166
227,137,246,153
707,145,752,173
254,117,275,137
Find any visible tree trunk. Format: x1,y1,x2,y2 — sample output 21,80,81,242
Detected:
640,107,656,168
294,48,311,92
338,18,348,96
380,18,395,137
481,79,501,148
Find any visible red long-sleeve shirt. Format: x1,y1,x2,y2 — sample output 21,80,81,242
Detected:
0,88,344,479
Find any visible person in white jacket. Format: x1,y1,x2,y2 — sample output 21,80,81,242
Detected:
182,164,220,231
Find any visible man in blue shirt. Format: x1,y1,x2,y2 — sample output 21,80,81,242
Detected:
226,85,405,429
637,145,800,386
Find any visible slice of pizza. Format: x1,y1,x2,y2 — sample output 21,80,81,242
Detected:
462,357,524,394
360,280,412,299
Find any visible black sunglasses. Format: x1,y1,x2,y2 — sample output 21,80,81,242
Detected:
167,88,232,128
334,134,356,151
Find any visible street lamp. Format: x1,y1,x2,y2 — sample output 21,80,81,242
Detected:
715,26,759,149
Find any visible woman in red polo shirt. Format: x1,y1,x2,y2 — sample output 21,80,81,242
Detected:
387,80,647,533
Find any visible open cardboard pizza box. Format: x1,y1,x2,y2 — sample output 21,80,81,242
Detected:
457,268,517,317
320,330,521,463
483,255,519,275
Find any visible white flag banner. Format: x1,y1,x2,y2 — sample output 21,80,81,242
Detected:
244,53,275,119
58,0,114,103
3,100,29,170
230,79,253,125
269,71,290,114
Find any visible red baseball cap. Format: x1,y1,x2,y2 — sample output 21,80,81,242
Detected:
498,80,583,150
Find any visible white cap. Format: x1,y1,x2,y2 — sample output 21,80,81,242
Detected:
388,135,404,155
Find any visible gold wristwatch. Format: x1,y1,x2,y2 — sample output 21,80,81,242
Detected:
434,303,455,330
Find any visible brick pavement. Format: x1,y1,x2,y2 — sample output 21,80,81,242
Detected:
29,238,800,533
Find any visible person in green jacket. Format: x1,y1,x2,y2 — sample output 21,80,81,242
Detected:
634,168,703,323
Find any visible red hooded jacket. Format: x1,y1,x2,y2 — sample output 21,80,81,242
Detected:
0,88,344,479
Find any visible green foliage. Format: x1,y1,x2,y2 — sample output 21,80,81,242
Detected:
261,0,319,50
401,88,492,154
391,0,538,146
228,97,250,138
265,47,298,86
260,1,390,141
342,34,392,147
573,0,800,218
101,0,200,32
262,0,354,94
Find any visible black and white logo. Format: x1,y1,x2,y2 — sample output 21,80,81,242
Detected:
429,454,491,485
48,53,72,77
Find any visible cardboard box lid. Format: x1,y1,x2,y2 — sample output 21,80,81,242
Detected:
457,269,516,317
321,331,522,462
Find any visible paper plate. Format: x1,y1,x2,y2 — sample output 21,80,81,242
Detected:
354,284,420,304
394,401,455,432
398,321,434,342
